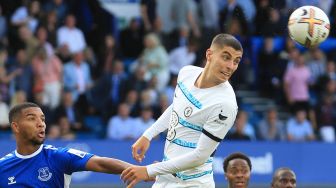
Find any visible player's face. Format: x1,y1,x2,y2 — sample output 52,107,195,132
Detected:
206,46,242,83
272,171,296,188
225,158,250,188
17,107,46,145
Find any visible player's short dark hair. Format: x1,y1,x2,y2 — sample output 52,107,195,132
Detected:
272,167,296,183
211,34,243,52
9,102,40,124
223,152,252,172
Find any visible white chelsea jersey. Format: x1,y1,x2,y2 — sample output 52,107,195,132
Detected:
163,65,238,182
0,144,93,187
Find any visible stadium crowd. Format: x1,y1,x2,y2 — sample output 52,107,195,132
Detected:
0,0,335,142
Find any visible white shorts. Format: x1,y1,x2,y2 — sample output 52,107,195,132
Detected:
152,174,215,188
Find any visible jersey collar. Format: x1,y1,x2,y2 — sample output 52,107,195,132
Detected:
15,145,43,159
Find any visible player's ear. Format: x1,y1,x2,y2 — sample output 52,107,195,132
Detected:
206,49,212,62
11,122,19,133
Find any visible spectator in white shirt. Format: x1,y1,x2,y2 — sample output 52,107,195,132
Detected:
57,14,86,54
132,106,155,139
169,36,198,76
107,103,136,140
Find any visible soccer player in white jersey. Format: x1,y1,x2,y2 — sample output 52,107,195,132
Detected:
0,102,132,187
121,33,243,188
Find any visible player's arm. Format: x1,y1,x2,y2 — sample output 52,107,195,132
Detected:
122,103,237,186
132,104,172,162
86,155,133,174
122,134,220,188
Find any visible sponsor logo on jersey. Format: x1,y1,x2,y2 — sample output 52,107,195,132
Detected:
167,111,179,141
68,148,87,158
38,167,52,181
8,176,16,185
184,106,193,117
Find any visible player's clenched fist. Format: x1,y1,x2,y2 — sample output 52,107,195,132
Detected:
121,166,150,188
132,136,150,163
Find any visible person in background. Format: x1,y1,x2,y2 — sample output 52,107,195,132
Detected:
223,152,252,188
271,167,296,188
0,102,133,187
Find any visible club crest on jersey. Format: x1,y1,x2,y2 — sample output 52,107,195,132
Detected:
38,167,52,181
184,106,193,117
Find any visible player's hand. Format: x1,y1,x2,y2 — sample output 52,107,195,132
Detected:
132,136,150,163
121,166,149,188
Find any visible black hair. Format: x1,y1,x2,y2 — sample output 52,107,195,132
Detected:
9,102,40,124
223,152,252,172
211,34,243,52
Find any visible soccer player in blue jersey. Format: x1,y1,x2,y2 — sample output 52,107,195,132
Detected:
121,33,243,188
0,102,132,187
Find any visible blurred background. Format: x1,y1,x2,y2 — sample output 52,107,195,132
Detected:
0,0,336,187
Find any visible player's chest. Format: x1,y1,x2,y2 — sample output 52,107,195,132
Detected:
2,160,61,187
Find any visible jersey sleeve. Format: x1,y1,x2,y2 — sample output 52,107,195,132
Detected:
203,103,238,141
57,147,94,174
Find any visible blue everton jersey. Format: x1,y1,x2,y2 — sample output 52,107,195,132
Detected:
0,144,94,187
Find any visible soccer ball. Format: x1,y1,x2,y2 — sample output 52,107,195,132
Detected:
288,6,330,48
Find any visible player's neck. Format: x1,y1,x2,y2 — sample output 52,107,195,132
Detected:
16,143,42,156
195,71,221,88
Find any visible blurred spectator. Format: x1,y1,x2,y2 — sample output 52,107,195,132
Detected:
119,18,144,59
41,10,58,48
168,36,198,76
132,106,155,139
8,49,33,100
315,94,336,142
0,5,7,44
58,116,76,140
106,103,136,140
257,107,286,141
286,109,315,141
199,0,219,51
46,124,61,140
304,48,327,89
254,0,284,36
63,51,92,102
227,111,254,141
164,75,177,105
283,49,311,112
10,90,27,108
126,65,148,94
219,0,249,36
35,26,55,59
98,34,120,76
170,0,200,38
42,0,68,24
18,25,39,61
0,99,9,130
325,60,336,81
153,93,170,119
0,48,20,103
10,0,31,28
140,0,157,32
132,33,169,92
54,90,83,131
124,89,141,117
31,46,63,109
57,14,86,54
258,37,280,97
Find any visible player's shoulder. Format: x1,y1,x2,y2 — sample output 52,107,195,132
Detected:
0,152,15,165
178,65,202,79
